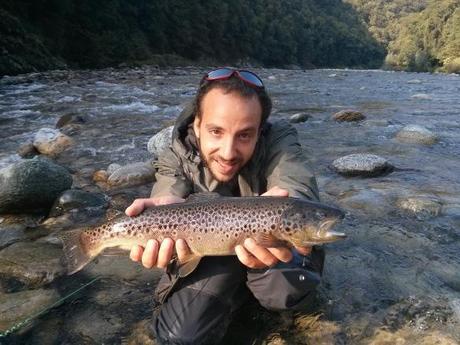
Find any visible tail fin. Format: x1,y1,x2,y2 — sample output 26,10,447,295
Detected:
58,229,93,275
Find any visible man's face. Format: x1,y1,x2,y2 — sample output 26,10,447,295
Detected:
193,88,262,182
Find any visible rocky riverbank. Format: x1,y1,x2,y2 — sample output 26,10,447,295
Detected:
0,66,459,344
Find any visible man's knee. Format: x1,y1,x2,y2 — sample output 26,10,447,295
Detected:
151,287,232,345
247,267,321,311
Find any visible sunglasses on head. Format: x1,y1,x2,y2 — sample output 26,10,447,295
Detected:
201,68,264,89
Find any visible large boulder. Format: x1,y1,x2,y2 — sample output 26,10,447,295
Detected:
0,157,73,214
332,154,394,177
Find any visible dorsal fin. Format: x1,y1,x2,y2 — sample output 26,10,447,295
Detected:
185,192,221,203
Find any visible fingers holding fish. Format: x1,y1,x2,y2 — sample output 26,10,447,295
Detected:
125,198,152,216
125,195,186,216
129,244,144,262
141,239,160,268
235,238,289,268
294,246,312,256
156,238,175,268
261,186,289,197
176,239,192,263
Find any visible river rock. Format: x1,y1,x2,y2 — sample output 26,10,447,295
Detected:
0,214,42,249
55,113,87,129
33,128,74,156
49,189,108,217
289,113,311,123
17,142,39,158
337,189,389,216
107,161,155,188
0,242,65,292
147,126,173,158
332,154,394,177
93,170,109,183
411,93,432,100
0,288,60,333
0,157,73,214
107,163,122,175
395,125,438,145
332,110,365,122
397,196,442,219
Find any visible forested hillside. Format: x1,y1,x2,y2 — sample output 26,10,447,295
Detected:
0,0,384,75
1,0,458,75
347,0,460,72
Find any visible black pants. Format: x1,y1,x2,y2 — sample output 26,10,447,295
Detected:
151,248,324,345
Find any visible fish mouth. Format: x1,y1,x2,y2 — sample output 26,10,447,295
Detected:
319,218,347,241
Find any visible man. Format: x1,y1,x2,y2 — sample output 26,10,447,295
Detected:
125,68,324,345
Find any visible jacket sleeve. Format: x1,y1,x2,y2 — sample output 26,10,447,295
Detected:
263,121,320,201
150,147,192,198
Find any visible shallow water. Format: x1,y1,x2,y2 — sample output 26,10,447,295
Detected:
0,67,459,344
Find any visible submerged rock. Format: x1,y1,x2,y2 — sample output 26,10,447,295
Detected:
332,154,394,177
107,161,155,188
0,157,73,214
147,126,173,158
0,214,42,249
0,242,65,292
395,125,438,145
0,288,60,333
397,196,442,219
289,113,311,123
33,128,73,156
332,110,365,122
49,189,108,217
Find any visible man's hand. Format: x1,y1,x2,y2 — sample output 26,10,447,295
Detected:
235,186,312,269
126,195,190,269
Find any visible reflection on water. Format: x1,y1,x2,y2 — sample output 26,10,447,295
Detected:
0,67,459,344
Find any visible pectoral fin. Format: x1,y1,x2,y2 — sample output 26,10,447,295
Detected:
178,254,202,277
253,233,288,248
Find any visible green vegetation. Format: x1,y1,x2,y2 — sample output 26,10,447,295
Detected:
346,0,460,73
1,0,458,75
0,0,384,75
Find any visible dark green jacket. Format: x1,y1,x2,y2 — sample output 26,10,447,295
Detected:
151,104,319,201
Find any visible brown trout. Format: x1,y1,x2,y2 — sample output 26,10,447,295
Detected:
59,194,345,275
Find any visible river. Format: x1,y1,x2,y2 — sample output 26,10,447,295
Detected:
0,66,459,344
